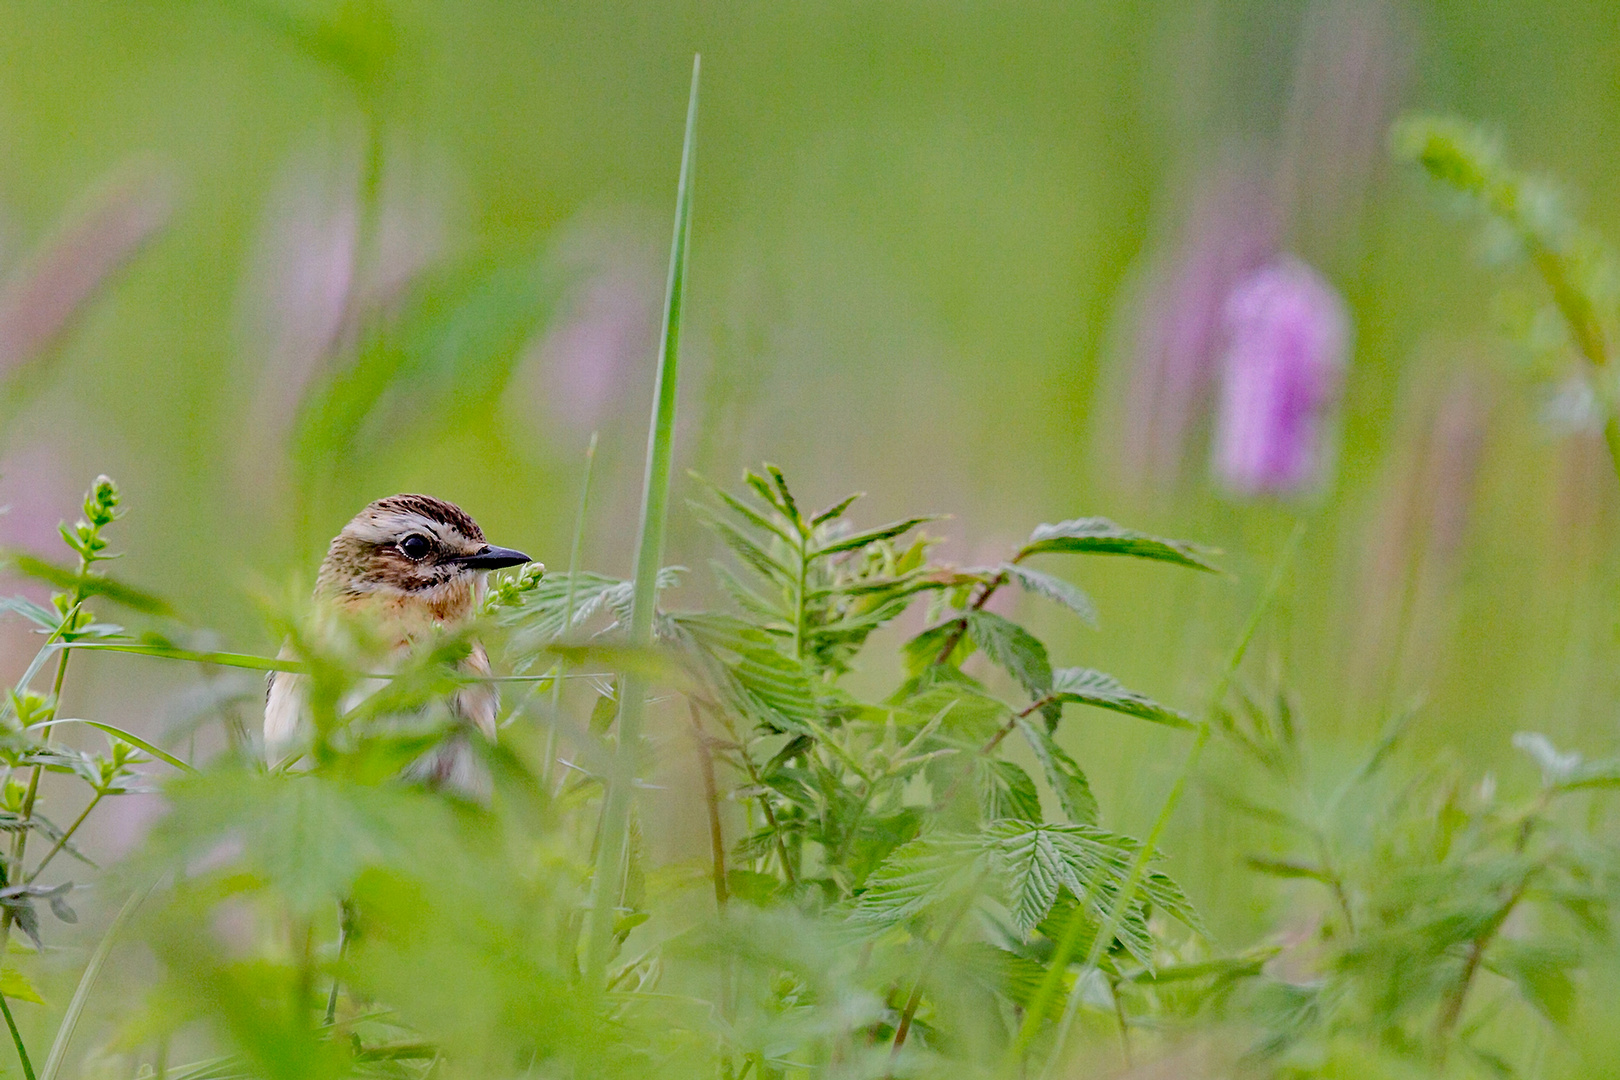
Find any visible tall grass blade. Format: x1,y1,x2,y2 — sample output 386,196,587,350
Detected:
40,884,151,1080
584,53,701,989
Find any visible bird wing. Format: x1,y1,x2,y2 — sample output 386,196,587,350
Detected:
453,641,499,740
263,647,307,764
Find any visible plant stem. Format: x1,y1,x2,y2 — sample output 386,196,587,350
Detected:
931,573,1006,667
542,431,599,796
323,901,355,1026
888,881,978,1072
1109,975,1131,1070
1,601,83,951
791,526,810,664
688,705,728,910
584,54,700,991
40,883,152,1080
0,993,34,1080
1431,872,1531,1061
23,790,102,885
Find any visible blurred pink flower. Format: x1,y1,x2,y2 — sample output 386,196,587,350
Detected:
240,129,364,437
520,211,663,435
1211,257,1349,496
0,163,173,375
236,128,455,485
1119,155,1278,486
1113,2,1405,492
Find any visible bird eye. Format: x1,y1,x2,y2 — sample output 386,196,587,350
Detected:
399,534,432,561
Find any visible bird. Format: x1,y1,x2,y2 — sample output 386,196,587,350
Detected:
264,493,533,788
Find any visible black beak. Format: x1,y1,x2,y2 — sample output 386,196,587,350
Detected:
456,544,532,571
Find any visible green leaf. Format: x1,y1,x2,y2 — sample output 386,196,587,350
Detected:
997,824,1066,934
965,611,1051,699
142,770,451,916
692,504,797,586
0,967,44,1005
998,563,1098,627
1486,939,1578,1025
688,476,795,546
762,464,803,527
710,560,787,623
0,596,57,630
849,833,982,929
810,492,862,526
901,619,971,678
1050,667,1194,729
27,718,197,774
903,685,1008,741
980,759,1042,823
1244,856,1334,884
53,641,304,674
1017,518,1218,572
1,552,174,614
1014,716,1098,825
675,614,820,734
813,516,937,557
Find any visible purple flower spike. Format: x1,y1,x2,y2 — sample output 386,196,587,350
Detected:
1211,256,1349,496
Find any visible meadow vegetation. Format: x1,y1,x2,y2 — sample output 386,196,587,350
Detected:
1,22,1620,1080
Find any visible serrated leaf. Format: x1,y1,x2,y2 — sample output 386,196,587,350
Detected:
690,477,796,545
904,686,1008,740
694,506,797,586
1014,715,1098,825
710,560,787,623
762,464,802,524
998,563,1098,627
813,516,937,557
901,618,971,678
674,613,820,735
980,759,1042,822
849,834,982,929
965,611,1051,699
1050,667,1194,729
1017,518,1218,572
998,825,1066,933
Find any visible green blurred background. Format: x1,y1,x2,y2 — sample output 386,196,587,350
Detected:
1,0,1618,929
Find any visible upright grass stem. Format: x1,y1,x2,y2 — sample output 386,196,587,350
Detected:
1006,522,1306,1076
0,597,87,1073
0,994,34,1080
583,55,700,990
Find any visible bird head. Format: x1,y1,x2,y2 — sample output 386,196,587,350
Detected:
315,494,531,625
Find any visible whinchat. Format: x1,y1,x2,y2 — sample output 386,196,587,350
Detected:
264,494,532,785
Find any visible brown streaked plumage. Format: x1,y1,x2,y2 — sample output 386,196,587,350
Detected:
265,494,532,787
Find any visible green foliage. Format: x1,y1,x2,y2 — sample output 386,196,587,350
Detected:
1395,113,1620,477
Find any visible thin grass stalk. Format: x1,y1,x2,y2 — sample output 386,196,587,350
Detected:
0,993,34,1080
1008,521,1307,1075
541,431,599,795
39,884,151,1080
583,54,700,990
